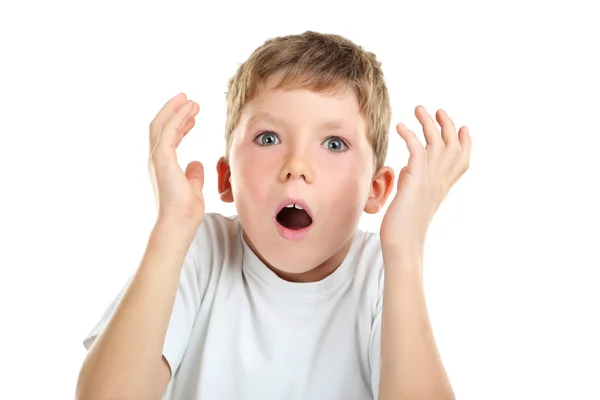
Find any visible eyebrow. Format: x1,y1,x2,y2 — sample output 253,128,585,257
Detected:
246,112,357,134
246,112,287,128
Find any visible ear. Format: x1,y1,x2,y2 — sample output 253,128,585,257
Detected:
364,166,395,214
216,156,234,203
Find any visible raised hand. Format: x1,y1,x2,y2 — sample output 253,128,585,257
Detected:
148,93,204,226
380,106,471,255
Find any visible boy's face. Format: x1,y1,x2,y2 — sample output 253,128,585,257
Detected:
218,75,393,281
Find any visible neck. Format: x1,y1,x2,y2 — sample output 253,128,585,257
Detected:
242,231,354,283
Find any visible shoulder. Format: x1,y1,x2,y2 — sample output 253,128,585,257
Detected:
352,228,384,264
186,212,243,275
190,212,241,251
349,227,385,299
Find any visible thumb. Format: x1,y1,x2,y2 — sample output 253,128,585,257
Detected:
397,166,410,190
185,161,204,199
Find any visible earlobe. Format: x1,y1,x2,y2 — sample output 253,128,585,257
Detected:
216,156,234,203
364,166,395,214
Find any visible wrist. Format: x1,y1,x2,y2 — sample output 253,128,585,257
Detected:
382,245,424,278
153,215,200,244
381,240,424,260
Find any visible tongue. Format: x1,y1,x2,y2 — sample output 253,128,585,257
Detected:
277,208,312,230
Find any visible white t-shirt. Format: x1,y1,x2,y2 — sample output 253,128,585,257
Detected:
83,213,385,400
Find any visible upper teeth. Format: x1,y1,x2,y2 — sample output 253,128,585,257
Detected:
285,203,304,210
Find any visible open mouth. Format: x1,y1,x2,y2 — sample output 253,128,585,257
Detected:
276,203,313,230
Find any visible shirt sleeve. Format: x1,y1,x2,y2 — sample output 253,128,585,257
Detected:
82,221,206,377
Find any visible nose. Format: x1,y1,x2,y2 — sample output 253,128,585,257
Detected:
278,150,314,184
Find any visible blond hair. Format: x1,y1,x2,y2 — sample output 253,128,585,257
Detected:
225,31,391,172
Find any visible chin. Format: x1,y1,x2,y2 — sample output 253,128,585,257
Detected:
245,220,353,275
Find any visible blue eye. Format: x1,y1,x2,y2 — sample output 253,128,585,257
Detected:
255,131,280,146
323,137,348,152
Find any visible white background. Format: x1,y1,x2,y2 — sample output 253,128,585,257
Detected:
1,0,599,399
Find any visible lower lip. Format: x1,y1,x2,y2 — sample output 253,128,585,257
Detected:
275,220,313,241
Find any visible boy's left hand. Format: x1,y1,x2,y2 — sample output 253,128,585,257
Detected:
380,106,471,256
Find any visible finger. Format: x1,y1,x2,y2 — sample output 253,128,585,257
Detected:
175,117,196,148
178,102,199,131
452,126,472,178
396,123,426,178
415,105,443,148
185,161,205,200
397,165,410,189
149,93,188,151
435,109,458,148
458,126,472,165
157,100,196,152
174,102,199,147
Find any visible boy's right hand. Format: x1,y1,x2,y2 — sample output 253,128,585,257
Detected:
148,93,204,227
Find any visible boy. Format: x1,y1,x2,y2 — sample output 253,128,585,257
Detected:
76,31,471,400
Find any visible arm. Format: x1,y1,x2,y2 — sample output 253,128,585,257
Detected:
378,251,454,400
77,94,204,399
76,218,197,400
378,106,471,399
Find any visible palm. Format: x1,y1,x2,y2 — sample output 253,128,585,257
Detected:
147,93,205,225
380,106,471,251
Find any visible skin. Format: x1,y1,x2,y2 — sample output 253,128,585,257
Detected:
217,73,395,282
76,96,204,400
216,73,472,399
377,109,471,399
75,80,470,399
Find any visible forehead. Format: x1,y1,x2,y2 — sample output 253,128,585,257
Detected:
239,81,365,135
245,111,360,135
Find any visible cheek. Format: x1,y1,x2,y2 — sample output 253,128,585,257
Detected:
231,147,279,198
317,153,372,207
319,151,371,183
